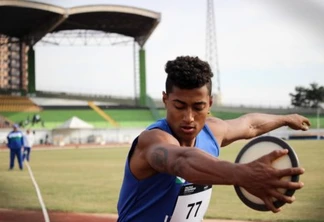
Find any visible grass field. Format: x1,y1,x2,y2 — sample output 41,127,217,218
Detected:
2,109,324,130
0,140,323,221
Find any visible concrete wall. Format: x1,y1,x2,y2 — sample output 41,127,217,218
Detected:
0,128,145,146
1,127,323,147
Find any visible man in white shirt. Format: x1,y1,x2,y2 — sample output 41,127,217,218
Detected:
23,129,34,162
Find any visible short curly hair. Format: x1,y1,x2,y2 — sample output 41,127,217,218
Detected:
165,56,213,95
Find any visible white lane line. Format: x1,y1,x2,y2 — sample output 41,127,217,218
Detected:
25,161,50,222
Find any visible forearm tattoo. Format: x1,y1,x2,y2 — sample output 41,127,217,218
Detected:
151,147,168,171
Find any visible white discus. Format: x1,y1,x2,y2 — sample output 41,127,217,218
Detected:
234,136,300,211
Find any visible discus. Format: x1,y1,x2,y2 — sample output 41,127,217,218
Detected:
234,136,300,211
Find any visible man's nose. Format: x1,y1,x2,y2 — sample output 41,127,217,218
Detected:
183,110,194,122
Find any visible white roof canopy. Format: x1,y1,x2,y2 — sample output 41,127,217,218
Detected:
55,116,94,129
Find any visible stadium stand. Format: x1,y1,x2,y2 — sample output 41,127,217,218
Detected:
0,98,158,129
88,101,119,127
0,114,13,128
0,95,42,112
146,96,161,121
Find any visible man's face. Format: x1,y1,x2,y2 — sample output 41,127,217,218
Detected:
163,85,212,146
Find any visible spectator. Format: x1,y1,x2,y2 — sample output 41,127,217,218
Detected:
45,134,49,145
32,114,41,126
23,129,34,162
7,124,24,170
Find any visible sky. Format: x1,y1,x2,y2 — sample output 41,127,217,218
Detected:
30,0,324,107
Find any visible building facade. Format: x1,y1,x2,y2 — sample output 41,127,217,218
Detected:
0,34,28,93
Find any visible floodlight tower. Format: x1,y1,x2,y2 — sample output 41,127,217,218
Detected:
206,0,222,105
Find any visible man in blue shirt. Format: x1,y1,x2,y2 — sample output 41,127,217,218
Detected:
7,124,24,170
117,56,310,221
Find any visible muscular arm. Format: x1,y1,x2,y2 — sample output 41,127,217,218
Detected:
146,142,239,185
132,129,238,184
147,142,304,212
132,128,304,213
208,113,310,147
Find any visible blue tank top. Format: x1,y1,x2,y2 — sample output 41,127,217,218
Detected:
117,119,220,222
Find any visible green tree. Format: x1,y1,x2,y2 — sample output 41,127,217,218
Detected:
290,83,324,108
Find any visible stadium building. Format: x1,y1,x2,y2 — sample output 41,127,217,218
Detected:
0,34,29,92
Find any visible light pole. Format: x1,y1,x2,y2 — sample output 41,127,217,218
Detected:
317,107,321,140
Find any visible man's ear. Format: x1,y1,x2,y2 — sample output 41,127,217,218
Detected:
162,91,168,105
209,95,213,107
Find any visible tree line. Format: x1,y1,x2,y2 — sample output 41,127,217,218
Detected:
290,83,324,108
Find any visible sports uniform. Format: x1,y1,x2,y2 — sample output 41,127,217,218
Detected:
117,119,220,221
23,131,34,162
7,125,24,170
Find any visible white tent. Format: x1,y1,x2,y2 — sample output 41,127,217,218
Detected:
56,116,94,129
52,116,94,146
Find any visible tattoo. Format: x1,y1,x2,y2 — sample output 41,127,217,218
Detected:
151,147,168,171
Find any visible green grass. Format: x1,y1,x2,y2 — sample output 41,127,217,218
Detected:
1,140,324,221
205,140,324,221
211,111,246,119
0,110,112,129
103,109,155,127
0,148,128,213
0,109,156,129
307,116,324,129
2,109,324,130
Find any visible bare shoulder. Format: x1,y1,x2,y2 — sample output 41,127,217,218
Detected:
206,117,227,132
137,128,178,148
130,128,179,180
206,117,228,145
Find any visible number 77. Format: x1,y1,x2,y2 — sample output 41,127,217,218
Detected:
186,201,202,219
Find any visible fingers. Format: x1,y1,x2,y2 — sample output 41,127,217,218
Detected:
263,197,281,213
269,189,296,204
273,179,304,190
264,187,300,212
303,117,311,126
301,117,310,130
276,167,305,178
288,114,311,130
265,149,288,162
301,121,310,130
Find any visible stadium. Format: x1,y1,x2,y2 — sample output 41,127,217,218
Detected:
0,0,324,222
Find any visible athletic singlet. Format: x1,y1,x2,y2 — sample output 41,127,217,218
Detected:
117,119,220,222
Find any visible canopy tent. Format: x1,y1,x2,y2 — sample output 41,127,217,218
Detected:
52,116,95,146
55,116,94,129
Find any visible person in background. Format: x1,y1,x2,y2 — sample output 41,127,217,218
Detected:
23,129,34,162
7,124,24,170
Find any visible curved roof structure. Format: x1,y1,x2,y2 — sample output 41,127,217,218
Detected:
0,0,161,46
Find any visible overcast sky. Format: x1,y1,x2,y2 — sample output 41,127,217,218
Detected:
30,0,324,107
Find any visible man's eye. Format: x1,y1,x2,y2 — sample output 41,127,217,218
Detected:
194,106,204,111
175,105,185,110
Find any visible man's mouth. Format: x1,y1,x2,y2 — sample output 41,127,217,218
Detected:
180,126,195,133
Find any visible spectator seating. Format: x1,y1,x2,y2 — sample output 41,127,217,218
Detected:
0,95,42,112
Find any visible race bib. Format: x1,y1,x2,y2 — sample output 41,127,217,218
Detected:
166,184,212,222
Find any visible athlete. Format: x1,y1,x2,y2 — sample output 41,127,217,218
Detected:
117,56,310,221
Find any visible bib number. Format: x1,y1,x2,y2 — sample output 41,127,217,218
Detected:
187,201,202,219
168,184,212,222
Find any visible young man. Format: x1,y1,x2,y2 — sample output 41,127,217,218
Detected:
23,129,34,162
117,56,310,222
7,124,24,170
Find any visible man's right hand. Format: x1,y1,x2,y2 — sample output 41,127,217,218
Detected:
236,149,305,213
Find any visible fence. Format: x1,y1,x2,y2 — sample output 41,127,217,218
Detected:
0,127,323,148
